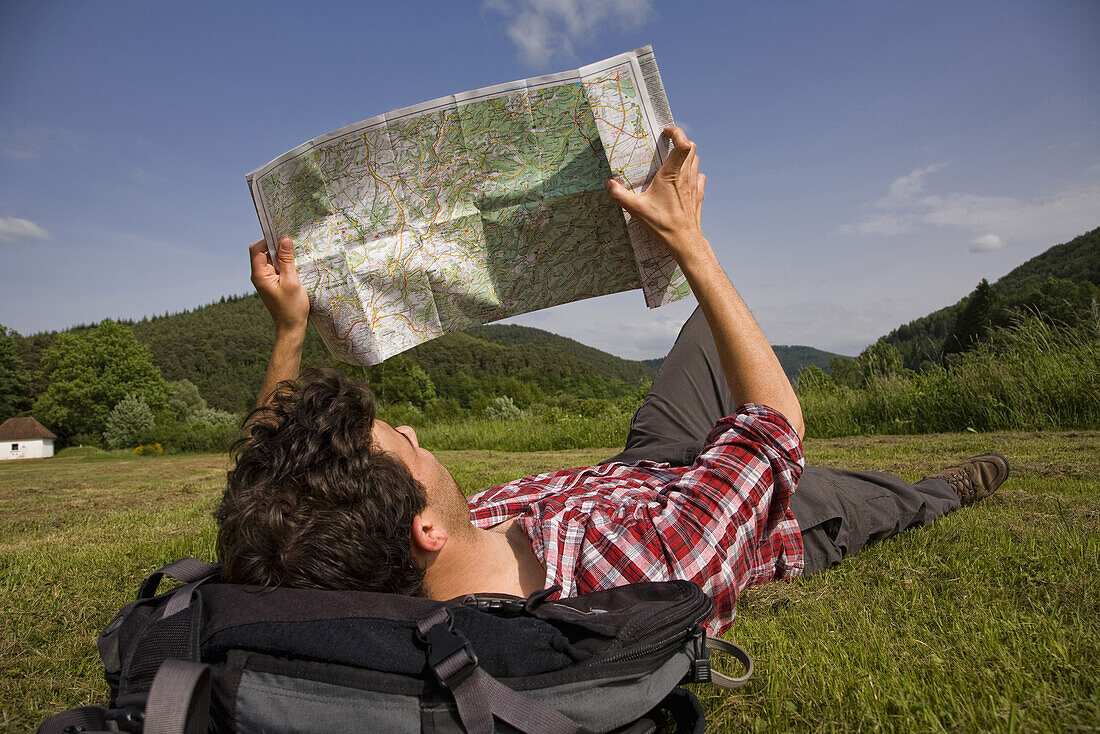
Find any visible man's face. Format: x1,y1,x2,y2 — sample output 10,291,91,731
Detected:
370,421,469,527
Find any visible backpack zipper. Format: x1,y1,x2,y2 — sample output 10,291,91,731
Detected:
593,627,693,666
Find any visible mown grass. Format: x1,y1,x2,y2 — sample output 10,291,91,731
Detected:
2,432,1098,732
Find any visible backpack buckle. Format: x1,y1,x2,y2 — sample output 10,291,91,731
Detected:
422,615,479,689
690,628,711,683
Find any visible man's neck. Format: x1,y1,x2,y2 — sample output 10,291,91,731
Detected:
424,521,545,601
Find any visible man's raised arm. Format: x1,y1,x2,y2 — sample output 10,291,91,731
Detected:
248,237,310,410
606,127,805,438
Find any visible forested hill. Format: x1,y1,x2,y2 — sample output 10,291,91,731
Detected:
466,324,654,385
995,227,1100,290
880,227,1100,369
13,294,849,416
12,295,661,414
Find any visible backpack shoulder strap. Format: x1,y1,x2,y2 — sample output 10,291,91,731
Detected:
418,608,587,734
138,558,218,600
452,668,588,734
143,659,211,734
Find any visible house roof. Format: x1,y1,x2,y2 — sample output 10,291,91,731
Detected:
0,417,58,441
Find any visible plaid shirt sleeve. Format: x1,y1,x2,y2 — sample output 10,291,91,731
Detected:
639,404,804,633
468,404,804,636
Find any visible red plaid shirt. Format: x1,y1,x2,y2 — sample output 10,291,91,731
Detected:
467,404,804,635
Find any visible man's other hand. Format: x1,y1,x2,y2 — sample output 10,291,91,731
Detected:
605,126,707,264
249,237,310,335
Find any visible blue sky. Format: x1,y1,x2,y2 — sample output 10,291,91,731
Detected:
1,0,1097,359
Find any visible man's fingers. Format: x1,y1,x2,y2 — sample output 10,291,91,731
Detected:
249,239,273,279
662,126,693,172
697,172,707,201
605,178,641,216
277,237,296,265
277,237,303,288
664,126,691,149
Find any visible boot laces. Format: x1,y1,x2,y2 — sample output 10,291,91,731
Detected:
946,467,978,503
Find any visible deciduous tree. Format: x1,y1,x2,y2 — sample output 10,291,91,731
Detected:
33,320,168,441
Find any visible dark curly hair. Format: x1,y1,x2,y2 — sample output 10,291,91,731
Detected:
215,368,427,596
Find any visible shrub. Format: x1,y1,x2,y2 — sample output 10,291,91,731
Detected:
191,407,238,426
103,394,156,449
484,396,523,420
170,421,237,453
379,402,425,427
366,356,436,408
425,397,465,422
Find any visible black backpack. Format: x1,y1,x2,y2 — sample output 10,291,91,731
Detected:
38,558,752,734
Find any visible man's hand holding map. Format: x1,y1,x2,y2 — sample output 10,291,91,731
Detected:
247,46,689,365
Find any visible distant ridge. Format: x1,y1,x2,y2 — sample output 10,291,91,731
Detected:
641,345,844,381
772,345,847,379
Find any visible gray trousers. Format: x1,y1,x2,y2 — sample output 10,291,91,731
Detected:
604,307,959,576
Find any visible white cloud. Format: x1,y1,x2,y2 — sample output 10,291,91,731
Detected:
917,183,1100,239
839,162,1100,250
0,216,52,243
0,127,86,160
874,162,948,208
484,0,653,65
969,233,1004,253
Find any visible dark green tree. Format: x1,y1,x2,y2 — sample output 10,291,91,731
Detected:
0,325,33,422
945,279,996,355
33,320,168,442
1014,276,1100,327
366,356,437,409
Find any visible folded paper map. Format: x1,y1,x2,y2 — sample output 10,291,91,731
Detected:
247,45,689,366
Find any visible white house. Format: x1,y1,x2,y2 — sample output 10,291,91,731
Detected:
0,417,57,460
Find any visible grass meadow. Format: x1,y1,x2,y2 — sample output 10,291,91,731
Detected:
2,431,1098,732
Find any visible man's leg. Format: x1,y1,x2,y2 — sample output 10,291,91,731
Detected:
603,307,730,466
791,469,959,575
605,305,964,573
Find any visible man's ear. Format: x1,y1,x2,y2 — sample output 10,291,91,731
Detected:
410,509,449,556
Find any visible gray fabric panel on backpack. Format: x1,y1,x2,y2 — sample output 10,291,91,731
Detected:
232,649,692,733
515,650,693,733
235,670,421,733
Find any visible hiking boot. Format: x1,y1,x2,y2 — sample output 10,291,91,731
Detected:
928,453,1010,506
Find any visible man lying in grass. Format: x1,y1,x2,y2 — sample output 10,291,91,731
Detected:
218,127,1010,636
